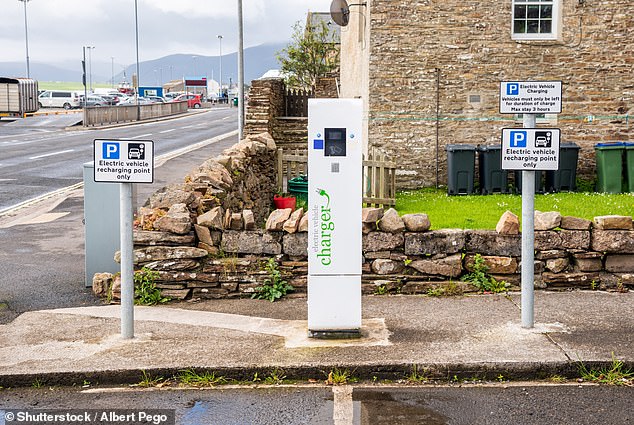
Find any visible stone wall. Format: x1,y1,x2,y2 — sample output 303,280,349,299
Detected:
98,204,634,300
367,0,633,188
244,79,285,137
138,132,278,233
245,76,340,151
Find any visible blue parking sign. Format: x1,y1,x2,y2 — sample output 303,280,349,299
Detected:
103,142,120,159
510,130,527,147
506,83,519,96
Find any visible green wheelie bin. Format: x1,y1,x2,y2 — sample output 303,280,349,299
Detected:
594,142,625,193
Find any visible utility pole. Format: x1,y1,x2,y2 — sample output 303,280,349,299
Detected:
217,35,223,101
237,0,245,139
86,46,95,92
18,0,31,78
111,57,115,88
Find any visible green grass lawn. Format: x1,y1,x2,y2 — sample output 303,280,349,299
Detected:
38,82,112,91
396,188,634,230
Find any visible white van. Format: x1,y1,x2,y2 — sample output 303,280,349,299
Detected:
38,90,82,109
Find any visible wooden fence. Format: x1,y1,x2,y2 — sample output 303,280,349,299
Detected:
276,148,396,208
284,88,313,117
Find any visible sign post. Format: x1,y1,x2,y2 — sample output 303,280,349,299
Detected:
94,139,154,339
500,81,562,329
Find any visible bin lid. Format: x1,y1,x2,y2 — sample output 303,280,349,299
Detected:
445,144,476,152
477,144,501,152
594,142,625,149
560,142,580,149
289,175,308,183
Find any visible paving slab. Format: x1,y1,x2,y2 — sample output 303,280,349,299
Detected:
5,292,625,387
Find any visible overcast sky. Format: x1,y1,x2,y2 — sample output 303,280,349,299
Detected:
3,0,332,68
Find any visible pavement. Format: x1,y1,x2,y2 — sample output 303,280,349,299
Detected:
1,290,633,387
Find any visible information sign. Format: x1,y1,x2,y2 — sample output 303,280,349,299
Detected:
93,139,154,183
500,81,562,114
501,128,560,170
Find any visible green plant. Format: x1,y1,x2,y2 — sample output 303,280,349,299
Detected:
264,369,287,385
496,374,505,383
462,254,508,293
137,371,164,388
374,284,388,295
252,258,294,302
577,353,634,386
277,20,340,89
31,378,43,388
177,369,226,387
426,287,445,297
134,267,170,306
326,368,356,385
590,280,598,290
549,375,567,383
407,365,428,383
404,258,413,266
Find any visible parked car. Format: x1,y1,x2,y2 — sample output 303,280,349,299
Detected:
145,95,166,103
164,92,182,101
118,96,154,105
172,93,202,109
99,94,120,105
79,95,106,107
38,90,82,109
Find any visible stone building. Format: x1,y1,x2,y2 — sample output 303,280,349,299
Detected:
340,0,633,188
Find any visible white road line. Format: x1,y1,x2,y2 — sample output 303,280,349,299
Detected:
180,125,193,129
29,149,75,160
0,130,237,218
129,133,152,139
159,128,176,134
333,386,354,425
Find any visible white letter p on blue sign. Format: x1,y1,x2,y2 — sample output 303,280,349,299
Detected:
507,83,519,96
103,142,120,159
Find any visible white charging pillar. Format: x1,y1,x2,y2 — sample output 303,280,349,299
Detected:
307,98,363,338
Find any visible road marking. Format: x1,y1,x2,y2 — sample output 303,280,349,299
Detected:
333,386,354,425
159,128,176,134
0,130,237,218
130,133,152,139
29,149,75,160
180,125,193,129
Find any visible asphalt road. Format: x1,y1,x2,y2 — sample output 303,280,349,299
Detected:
0,108,236,212
0,384,632,425
0,109,238,321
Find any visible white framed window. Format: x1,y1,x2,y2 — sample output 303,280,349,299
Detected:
512,0,560,40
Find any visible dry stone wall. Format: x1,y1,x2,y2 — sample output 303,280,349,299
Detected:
368,0,633,188
97,200,634,300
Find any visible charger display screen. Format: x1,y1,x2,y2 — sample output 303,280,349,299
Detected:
324,128,346,157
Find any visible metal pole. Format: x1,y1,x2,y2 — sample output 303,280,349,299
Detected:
120,182,134,339
134,0,141,121
83,47,87,127
218,35,223,101
237,0,245,139
521,113,537,328
111,57,115,88
19,0,30,78
87,46,95,92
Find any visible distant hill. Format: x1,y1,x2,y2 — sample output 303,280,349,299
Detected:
0,42,287,86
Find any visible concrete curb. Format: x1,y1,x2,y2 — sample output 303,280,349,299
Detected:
0,360,611,388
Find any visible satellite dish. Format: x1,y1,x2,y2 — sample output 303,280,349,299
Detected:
330,0,350,26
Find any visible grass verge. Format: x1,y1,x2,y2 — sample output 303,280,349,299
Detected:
396,188,634,230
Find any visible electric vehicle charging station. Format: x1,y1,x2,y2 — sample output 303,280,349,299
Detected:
307,98,363,337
